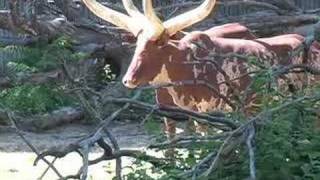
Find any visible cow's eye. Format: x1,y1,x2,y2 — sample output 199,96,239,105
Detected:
154,39,162,46
139,51,147,57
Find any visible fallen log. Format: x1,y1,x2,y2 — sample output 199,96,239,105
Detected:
16,107,85,132
0,70,64,89
245,14,319,36
203,12,320,36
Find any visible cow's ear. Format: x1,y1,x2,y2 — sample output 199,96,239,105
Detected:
154,38,166,46
121,31,137,45
170,32,184,40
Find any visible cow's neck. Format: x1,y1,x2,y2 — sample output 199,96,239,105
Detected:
150,44,195,86
161,49,223,112
149,40,227,112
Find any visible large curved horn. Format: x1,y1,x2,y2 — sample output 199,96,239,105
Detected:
122,0,143,17
163,0,217,36
142,0,165,38
82,0,141,36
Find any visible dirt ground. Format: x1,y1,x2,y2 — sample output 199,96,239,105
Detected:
0,122,154,180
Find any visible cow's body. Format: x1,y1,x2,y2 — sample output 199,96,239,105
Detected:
156,23,257,135
154,33,309,111
154,32,320,136
204,23,257,40
156,23,256,108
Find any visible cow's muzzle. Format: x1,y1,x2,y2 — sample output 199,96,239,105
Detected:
122,78,138,89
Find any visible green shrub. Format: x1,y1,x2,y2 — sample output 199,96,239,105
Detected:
0,37,87,73
0,37,87,114
0,85,75,113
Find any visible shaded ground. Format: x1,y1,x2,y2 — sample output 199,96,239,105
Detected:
0,121,155,180
0,121,152,152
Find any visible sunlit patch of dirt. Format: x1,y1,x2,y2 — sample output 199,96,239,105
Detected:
0,122,153,180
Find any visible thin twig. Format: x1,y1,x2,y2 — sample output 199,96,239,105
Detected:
38,158,58,180
149,133,230,149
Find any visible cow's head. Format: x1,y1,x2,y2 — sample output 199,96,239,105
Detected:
83,0,216,88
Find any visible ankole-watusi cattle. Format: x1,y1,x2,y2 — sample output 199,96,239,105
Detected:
83,0,320,135
120,21,257,136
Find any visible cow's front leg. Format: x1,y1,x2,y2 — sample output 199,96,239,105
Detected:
156,89,182,157
156,89,178,139
184,118,196,135
163,117,177,158
164,117,177,140
194,120,209,136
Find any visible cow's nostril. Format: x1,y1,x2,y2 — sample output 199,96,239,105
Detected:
122,79,130,86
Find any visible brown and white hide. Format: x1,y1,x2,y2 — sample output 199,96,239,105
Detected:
156,23,257,108
155,23,257,136
156,33,309,113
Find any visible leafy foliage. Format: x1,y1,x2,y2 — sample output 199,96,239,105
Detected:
0,37,88,79
0,45,31,78
255,110,320,180
12,37,87,72
0,37,84,114
0,84,74,113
